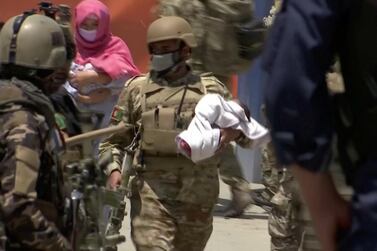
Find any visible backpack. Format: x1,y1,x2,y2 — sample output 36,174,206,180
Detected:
159,0,266,75
200,0,266,75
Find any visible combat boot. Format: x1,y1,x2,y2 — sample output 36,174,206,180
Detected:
251,189,274,212
223,188,253,218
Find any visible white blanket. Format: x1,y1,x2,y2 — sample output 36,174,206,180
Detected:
176,94,270,163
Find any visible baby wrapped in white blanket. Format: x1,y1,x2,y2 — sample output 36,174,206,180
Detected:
176,94,270,163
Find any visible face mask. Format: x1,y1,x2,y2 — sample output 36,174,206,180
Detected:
150,50,181,72
37,68,69,94
79,28,97,42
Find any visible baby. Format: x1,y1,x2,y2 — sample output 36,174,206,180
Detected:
176,94,269,162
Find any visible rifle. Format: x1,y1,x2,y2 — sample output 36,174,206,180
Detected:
63,112,129,251
104,130,140,243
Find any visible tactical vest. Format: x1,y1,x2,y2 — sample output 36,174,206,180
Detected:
335,0,377,180
0,80,66,233
140,75,208,156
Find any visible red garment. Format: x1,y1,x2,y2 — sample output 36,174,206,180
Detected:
74,0,140,79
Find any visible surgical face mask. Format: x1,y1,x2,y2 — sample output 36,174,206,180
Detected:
79,28,97,42
150,50,181,72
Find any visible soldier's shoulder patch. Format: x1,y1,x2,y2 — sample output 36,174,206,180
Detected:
111,105,125,123
54,113,67,130
125,74,148,88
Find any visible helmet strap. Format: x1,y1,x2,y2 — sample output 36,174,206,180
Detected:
8,12,34,64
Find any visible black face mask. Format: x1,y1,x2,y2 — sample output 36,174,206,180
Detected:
35,66,69,95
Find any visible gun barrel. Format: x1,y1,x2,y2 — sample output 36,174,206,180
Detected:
65,123,127,147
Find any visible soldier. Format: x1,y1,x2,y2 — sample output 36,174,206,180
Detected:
0,14,71,250
260,1,304,250
263,0,377,250
158,0,265,218
99,16,251,251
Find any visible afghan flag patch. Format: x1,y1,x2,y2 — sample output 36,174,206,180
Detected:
111,105,125,122
55,113,67,130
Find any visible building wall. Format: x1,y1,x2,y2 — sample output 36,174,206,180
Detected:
236,0,272,182
0,0,157,72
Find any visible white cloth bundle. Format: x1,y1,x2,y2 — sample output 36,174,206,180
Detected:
176,94,270,163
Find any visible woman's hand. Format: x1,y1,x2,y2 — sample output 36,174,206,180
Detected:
76,88,111,104
69,70,97,89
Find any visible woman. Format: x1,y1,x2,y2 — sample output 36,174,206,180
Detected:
65,0,140,132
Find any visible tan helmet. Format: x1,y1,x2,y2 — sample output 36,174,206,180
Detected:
147,16,197,48
0,13,66,69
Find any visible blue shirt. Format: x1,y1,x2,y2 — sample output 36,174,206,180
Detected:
262,0,352,171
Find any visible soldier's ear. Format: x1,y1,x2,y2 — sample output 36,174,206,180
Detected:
181,45,191,60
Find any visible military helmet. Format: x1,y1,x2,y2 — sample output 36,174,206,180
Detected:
0,13,66,69
147,16,197,48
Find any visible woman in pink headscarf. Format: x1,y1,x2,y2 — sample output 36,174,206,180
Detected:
65,0,140,130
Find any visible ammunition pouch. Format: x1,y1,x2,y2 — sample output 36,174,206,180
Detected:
236,20,266,61
141,107,182,155
200,0,265,75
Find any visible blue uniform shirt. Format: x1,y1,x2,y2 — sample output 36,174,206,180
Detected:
262,0,351,171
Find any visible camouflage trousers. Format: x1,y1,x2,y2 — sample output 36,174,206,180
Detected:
130,156,219,251
261,143,281,199
261,143,303,251
219,144,250,193
269,169,302,251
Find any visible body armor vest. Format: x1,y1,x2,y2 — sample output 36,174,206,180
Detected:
140,76,207,156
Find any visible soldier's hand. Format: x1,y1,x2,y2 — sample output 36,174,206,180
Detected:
217,128,242,152
108,170,122,190
56,235,72,251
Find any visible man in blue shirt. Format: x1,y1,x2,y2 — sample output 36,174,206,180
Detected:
263,0,377,250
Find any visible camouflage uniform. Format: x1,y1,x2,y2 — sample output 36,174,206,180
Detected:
262,68,346,251
100,69,251,250
260,141,302,251
0,79,70,251
0,13,71,251
158,0,253,215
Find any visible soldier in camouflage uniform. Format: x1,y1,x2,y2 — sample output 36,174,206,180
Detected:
262,2,347,249
158,0,261,218
260,118,302,251
99,16,251,251
0,14,71,251
261,1,304,250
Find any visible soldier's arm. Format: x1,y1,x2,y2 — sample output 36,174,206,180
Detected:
202,74,252,148
99,77,142,175
0,110,70,251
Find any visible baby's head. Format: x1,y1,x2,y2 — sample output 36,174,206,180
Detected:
232,98,251,122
